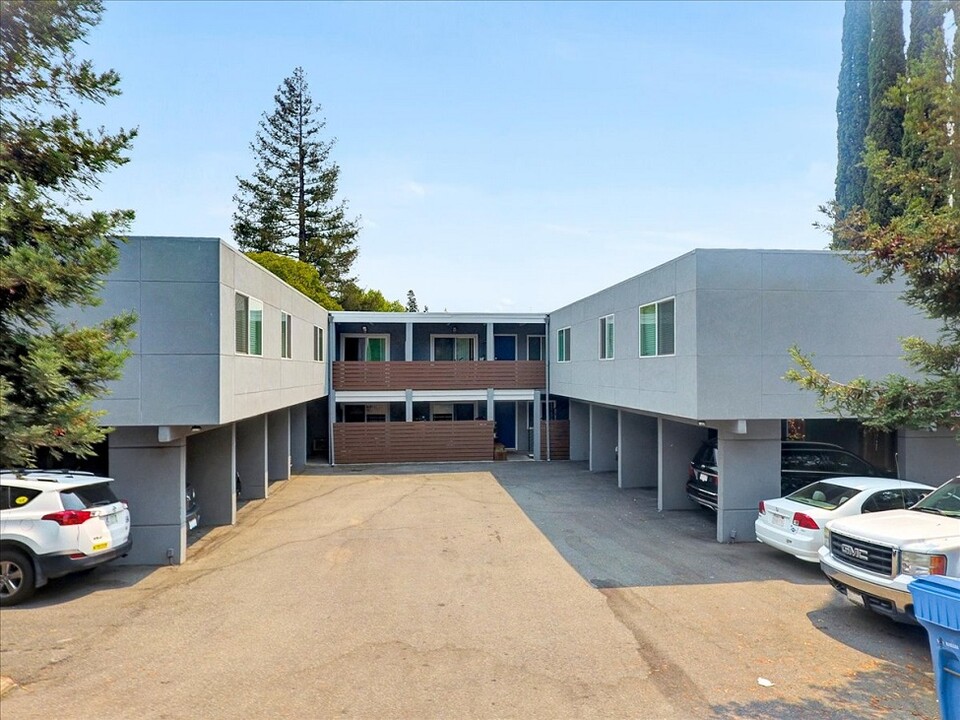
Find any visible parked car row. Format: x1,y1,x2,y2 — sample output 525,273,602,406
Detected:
687,439,959,624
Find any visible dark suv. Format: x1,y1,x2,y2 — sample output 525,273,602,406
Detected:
685,439,888,511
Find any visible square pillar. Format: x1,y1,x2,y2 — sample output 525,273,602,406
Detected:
716,420,781,543
268,407,291,481
187,424,236,527
108,427,187,565
897,428,960,484
237,415,268,500
532,391,543,461
619,411,657,489
589,404,618,473
569,400,589,461
658,419,707,511
290,403,307,472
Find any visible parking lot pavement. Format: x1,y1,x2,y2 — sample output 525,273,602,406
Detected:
0,461,938,719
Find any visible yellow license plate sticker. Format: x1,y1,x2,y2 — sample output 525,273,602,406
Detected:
92,542,109,552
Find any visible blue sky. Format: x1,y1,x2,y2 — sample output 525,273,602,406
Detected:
84,1,845,312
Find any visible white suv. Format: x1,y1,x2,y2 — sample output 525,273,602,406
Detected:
0,470,132,606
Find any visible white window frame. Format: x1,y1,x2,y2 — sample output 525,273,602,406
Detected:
557,327,571,363
430,334,478,361
313,326,324,362
235,292,263,356
639,297,676,358
527,335,545,361
341,334,390,361
599,314,615,360
280,312,292,359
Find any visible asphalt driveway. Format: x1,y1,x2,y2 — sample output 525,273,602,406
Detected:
0,461,938,719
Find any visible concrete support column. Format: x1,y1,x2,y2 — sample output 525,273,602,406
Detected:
405,321,413,361
658,419,707,511
236,415,267,500
267,408,291,481
589,405,618,473
486,388,495,423
716,420,781,543
405,389,414,422
897,428,960,484
108,427,187,565
486,323,494,361
290,403,307,472
569,400,589,461
532,390,543,461
619,411,658,489
187,424,236,527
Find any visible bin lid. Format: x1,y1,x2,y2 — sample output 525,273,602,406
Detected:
909,576,960,630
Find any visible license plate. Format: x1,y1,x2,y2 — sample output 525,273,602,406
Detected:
772,514,786,528
188,518,198,530
92,541,108,552
847,590,865,607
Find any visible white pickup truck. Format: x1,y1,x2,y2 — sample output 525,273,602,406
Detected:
819,476,960,623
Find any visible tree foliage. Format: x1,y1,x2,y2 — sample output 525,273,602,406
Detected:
908,0,948,62
245,252,342,310
338,282,404,312
406,290,418,312
790,35,960,438
835,0,871,222
233,67,360,295
0,0,137,466
863,0,906,227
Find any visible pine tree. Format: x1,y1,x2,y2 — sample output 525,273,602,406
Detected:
792,35,960,437
907,0,948,62
406,290,418,312
834,0,872,241
0,0,137,466
863,0,906,226
233,67,360,295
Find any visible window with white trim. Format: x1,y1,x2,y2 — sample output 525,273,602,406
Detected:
599,314,615,360
343,335,389,361
557,327,571,362
313,326,324,361
639,298,675,357
527,335,545,361
431,335,476,361
235,293,263,355
280,312,292,358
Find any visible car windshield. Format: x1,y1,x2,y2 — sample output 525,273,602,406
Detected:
910,478,960,518
787,481,859,510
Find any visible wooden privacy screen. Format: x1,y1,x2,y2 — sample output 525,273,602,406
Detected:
332,361,545,391
333,420,496,464
540,420,570,460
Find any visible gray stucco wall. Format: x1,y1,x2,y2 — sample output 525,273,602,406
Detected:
68,237,328,428
549,249,939,423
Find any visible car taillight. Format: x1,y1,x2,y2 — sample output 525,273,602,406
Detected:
41,510,93,526
758,500,766,514
792,512,819,530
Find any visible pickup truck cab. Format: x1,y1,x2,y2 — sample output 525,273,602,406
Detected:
819,476,960,622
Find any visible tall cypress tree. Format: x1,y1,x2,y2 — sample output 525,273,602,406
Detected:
834,0,871,243
233,67,360,294
864,0,906,226
0,0,137,466
907,0,947,62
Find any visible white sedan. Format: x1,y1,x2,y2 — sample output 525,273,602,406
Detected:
755,476,934,563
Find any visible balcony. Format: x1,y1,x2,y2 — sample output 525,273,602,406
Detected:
332,360,545,391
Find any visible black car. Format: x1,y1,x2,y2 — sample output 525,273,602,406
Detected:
685,439,889,511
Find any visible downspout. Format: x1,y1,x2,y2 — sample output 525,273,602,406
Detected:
545,314,551,462
327,313,335,466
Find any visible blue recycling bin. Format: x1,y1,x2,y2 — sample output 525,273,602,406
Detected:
910,576,960,720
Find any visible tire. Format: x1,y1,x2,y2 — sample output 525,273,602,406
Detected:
0,549,36,607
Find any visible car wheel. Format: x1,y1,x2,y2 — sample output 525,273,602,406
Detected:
0,549,36,607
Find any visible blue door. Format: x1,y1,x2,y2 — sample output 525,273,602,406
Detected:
494,335,516,361
494,402,517,449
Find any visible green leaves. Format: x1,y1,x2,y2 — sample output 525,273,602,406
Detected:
0,0,136,465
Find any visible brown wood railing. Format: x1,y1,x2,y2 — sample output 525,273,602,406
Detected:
332,361,545,391
540,420,570,460
333,420,496,464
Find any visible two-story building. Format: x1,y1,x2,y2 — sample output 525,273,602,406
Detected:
326,312,563,464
